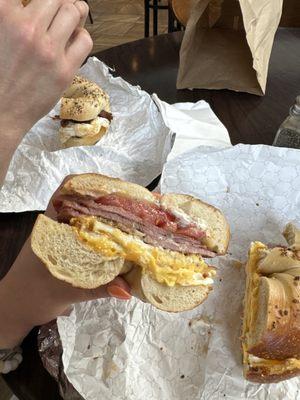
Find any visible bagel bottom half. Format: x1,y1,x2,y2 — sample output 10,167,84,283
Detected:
124,266,211,312
61,125,108,149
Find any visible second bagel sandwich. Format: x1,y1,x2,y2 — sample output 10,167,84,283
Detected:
31,174,230,312
58,76,112,148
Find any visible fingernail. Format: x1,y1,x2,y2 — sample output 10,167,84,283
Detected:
107,285,131,300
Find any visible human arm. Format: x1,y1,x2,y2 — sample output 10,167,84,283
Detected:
0,0,93,185
0,179,131,350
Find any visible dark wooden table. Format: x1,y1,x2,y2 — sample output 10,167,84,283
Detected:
2,29,300,399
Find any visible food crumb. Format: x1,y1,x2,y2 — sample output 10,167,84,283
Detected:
232,260,243,268
160,347,163,351
180,375,185,379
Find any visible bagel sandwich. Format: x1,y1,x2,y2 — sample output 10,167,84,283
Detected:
242,223,300,383
31,173,230,312
58,76,112,148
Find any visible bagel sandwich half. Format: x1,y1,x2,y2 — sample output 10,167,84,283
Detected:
242,224,300,383
58,76,112,148
31,174,230,312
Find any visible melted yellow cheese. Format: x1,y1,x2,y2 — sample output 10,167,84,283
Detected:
70,217,215,287
242,241,266,351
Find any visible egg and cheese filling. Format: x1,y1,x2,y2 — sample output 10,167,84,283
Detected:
246,354,300,374
59,117,110,144
70,216,215,287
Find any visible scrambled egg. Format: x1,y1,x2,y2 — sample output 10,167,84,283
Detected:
70,217,215,287
59,117,109,144
247,354,300,373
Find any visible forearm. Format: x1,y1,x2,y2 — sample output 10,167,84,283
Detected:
0,239,76,349
0,129,24,186
0,234,126,349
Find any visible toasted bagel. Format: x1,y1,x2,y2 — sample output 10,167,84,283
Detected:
60,76,111,122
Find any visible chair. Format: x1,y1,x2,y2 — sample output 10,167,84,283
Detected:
144,0,184,37
170,0,300,28
145,0,300,38
170,0,192,27
144,0,169,37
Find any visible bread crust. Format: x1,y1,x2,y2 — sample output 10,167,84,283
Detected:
161,193,230,255
60,76,110,122
242,241,300,382
60,173,157,203
140,273,212,312
31,214,124,289
248,272,300,359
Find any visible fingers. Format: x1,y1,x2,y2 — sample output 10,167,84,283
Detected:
1,0,22,8
86,277,131,302
48,1,81,43
66,26,93,67
73,0,89,28
24,0,88,34
25,0,67,30
107,277,131,300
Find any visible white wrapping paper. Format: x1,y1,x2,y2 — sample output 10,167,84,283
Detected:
0,57,170,212
58,143,300,400
153,95,232,160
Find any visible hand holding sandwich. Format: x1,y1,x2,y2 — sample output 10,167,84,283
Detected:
0,177,131,350
0,0,93,185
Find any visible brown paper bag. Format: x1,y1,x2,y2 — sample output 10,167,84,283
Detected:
177,0,283,95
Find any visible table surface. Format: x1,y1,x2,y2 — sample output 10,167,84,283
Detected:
2,28,300,399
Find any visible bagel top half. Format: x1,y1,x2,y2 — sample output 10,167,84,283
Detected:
60,76,111,122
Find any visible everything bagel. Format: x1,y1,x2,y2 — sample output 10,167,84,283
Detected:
59,76,112,148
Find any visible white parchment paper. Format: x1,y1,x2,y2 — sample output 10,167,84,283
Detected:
58,143,300,400
0,57,170,212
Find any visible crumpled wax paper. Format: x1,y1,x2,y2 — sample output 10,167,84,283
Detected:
0,57,170,212
57,143,300,400
153,95,232,160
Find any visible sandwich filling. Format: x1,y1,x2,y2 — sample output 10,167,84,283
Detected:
246,354,300,375
59,116,110,144
70,216,216,287
53,194,217,257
